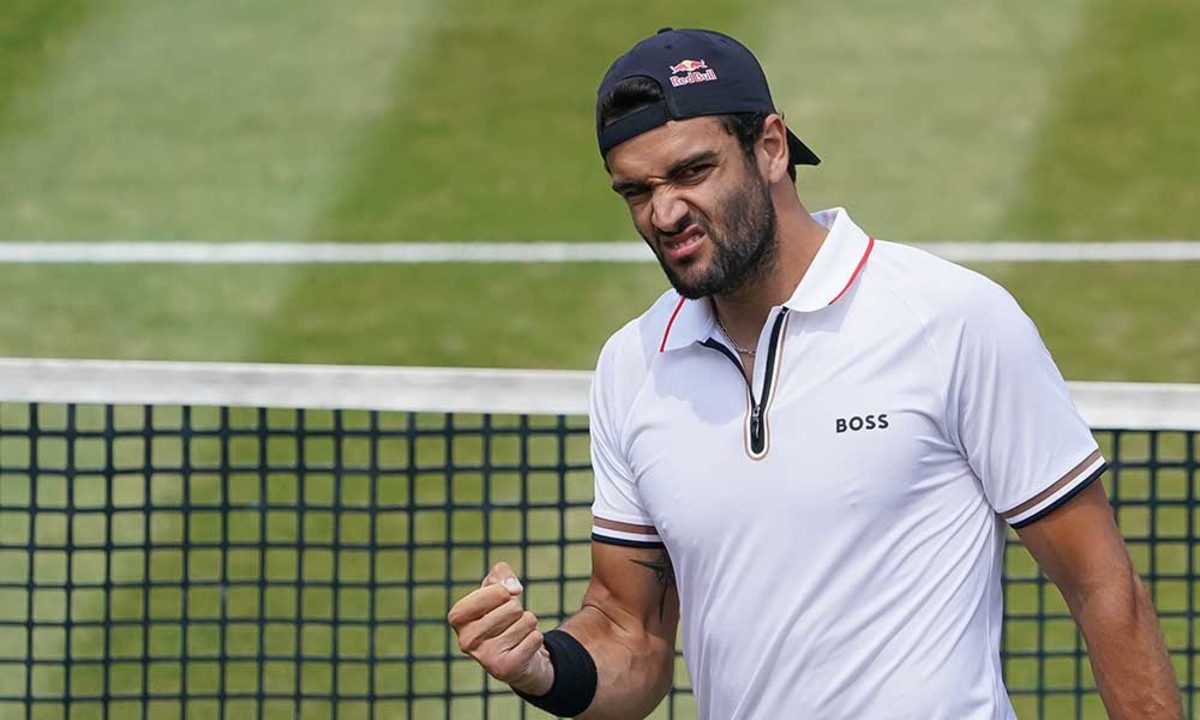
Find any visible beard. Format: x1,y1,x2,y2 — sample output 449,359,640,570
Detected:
647,168,778,300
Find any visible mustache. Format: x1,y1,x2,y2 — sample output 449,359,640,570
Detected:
654,215,707,242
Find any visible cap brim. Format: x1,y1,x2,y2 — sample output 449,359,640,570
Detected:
786,129,820,166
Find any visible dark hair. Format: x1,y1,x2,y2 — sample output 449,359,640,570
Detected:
597,76,796,181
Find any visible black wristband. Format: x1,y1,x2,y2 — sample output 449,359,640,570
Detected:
513,629,598,717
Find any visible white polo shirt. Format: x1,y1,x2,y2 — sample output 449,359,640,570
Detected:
588,208,1105,720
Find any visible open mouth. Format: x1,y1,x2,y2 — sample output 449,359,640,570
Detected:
660,226,705,261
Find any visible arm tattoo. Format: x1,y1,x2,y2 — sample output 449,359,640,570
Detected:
630,550,676,622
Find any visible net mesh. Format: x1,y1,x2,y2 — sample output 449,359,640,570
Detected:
0,400,1196,719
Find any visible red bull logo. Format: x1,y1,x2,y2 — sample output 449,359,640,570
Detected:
669,59,708,74
668,58,717,87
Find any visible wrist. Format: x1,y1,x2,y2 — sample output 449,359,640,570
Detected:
509,648,555,697
513,629,598,717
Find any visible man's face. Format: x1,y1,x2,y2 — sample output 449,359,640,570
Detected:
607,117,777,299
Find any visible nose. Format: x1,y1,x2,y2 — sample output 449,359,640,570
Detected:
649,187,689,234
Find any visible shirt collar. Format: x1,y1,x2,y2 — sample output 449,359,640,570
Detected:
658,207,874,353
782,207,874,313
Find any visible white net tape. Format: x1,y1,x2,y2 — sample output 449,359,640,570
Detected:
0,358,1197,430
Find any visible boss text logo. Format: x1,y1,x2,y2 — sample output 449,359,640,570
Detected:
836,414,889,433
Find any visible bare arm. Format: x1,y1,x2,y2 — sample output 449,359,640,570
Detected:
560,541,679,719
447,537,678,719
1017,480,1182,719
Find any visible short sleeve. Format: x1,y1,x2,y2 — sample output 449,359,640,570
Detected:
948,281,1106,528
588,338,663,548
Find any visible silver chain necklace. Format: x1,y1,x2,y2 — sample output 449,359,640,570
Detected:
715,314,756,356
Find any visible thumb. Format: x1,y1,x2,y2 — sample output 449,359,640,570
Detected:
482,561,523,595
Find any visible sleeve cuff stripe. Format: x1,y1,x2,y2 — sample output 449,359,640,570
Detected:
592,513,657,532
1004,453,1106,524
591,533,665,549
591,526,661,544
1010,461,1108,529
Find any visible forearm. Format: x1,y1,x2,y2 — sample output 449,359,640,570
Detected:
558,604,675,720
1074,576,1181,719
506,544,679,718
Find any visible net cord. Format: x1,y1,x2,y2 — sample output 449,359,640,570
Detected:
0,358,1197,429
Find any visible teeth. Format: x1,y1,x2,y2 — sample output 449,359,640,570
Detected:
661,232,703,256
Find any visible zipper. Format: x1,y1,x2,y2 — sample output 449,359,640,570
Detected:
701,308,789,457
749,405,764,451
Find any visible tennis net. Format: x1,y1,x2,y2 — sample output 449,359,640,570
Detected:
0,359,1197,719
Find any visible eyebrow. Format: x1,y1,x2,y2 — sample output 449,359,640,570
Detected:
665,150,719,179
611,150,720,195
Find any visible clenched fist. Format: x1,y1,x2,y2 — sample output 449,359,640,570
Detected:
447,562,555,696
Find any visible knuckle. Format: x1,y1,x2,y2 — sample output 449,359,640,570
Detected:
496,611,519,631
457,631,478,654
477,648,502,671
477,585,504,607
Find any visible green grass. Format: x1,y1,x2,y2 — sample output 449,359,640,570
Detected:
751,0,1088,241
983,262,1200,382
1,0,1195,245
0,0,437,241
1,262,1197,382
1003,0,1200,240
0,0,94,125
312,0,747,243
0,0,1195,374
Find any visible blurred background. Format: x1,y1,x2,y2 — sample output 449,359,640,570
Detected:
0,0,1196,376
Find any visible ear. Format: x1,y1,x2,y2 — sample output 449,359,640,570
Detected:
758,114,790,184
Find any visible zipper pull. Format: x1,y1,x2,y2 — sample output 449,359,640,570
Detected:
750,404,763,444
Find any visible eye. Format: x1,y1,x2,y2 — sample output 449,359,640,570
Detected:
678,163,713,182
621,187,650,203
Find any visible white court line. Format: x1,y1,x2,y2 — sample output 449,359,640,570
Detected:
0,240,1199,264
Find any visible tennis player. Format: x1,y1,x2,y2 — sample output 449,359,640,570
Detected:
448,28,1183,719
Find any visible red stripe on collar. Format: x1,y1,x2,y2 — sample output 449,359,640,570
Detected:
659,296,688,353
827,236,875,306
659,235,873,353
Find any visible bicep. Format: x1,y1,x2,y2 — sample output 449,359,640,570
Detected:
1016,480,1138,609
579,537,679,644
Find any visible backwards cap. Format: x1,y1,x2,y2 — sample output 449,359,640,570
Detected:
596,27,819,165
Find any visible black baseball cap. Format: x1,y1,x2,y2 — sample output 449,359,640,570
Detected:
596,27,819,166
